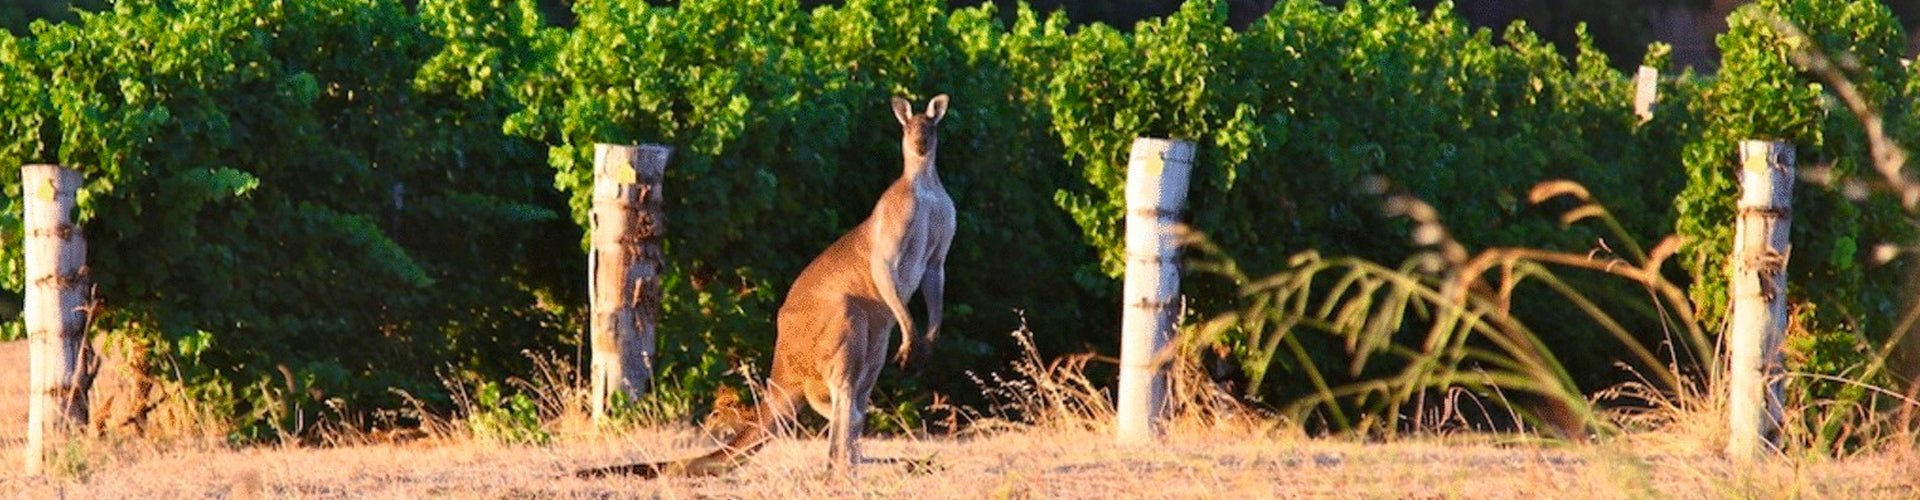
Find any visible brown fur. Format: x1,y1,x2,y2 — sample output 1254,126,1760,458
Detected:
578,94,954,479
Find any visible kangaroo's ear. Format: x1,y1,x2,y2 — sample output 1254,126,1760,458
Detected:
926,94,950,124
891,97,913,126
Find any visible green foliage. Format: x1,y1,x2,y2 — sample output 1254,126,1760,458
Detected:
0,0,577,440
463,380,551,445
1043,0,1691,398
1047,0,1683,279
0,0,1911,443
0,0,110,36
507,0,1102,413
1047,0,1246,279
511,0,851,412
0,34,43,301
1674,0,1913,402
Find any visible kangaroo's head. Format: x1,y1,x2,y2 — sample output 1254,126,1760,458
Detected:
891,94,949,160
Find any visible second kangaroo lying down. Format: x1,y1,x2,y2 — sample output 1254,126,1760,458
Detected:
578,94,955,478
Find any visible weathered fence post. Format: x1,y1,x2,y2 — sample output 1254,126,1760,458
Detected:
588,143,671,423
23,164,92,475
1633,65,1659,123
1726,140,1793,461
1117,138,1195,444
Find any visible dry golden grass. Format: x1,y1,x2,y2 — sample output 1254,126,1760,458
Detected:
1,416,1916,499
2,339,1918,499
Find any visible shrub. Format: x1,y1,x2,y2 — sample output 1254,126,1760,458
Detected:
0,0,576,440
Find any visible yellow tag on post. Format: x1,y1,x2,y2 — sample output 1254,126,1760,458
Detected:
613,163,637,184
1741,149,1769,173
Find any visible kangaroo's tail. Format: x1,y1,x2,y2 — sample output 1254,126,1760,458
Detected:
573,460,672,479
574,382,802,479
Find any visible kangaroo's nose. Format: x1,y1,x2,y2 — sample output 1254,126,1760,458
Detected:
907,133,934,156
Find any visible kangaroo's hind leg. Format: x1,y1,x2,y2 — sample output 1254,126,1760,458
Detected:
829,305,895,472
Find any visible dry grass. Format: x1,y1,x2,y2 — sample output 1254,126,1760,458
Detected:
2,338,1918,499
1,413,1915,498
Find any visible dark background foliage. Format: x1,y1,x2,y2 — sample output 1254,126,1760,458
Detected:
2,0,1916,438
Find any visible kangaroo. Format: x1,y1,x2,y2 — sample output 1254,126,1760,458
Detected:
577,94,954,479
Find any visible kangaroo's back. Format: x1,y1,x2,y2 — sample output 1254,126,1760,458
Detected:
769,217,891,383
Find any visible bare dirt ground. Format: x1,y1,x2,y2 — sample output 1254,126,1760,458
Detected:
0,340,1915,499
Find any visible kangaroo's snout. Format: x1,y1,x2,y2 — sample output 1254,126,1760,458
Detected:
903,118,938,157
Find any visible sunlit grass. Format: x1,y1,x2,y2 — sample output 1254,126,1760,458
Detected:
3,323,1917,499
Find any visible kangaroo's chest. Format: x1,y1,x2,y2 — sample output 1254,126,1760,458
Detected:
879,182,951,291
911,183,954,231
912,182,947,203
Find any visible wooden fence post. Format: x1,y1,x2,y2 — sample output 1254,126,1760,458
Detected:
1633,65,1659,123
23,164,92,475
588,143,671,423
1117,138,1195,444
1726,140,1793,461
